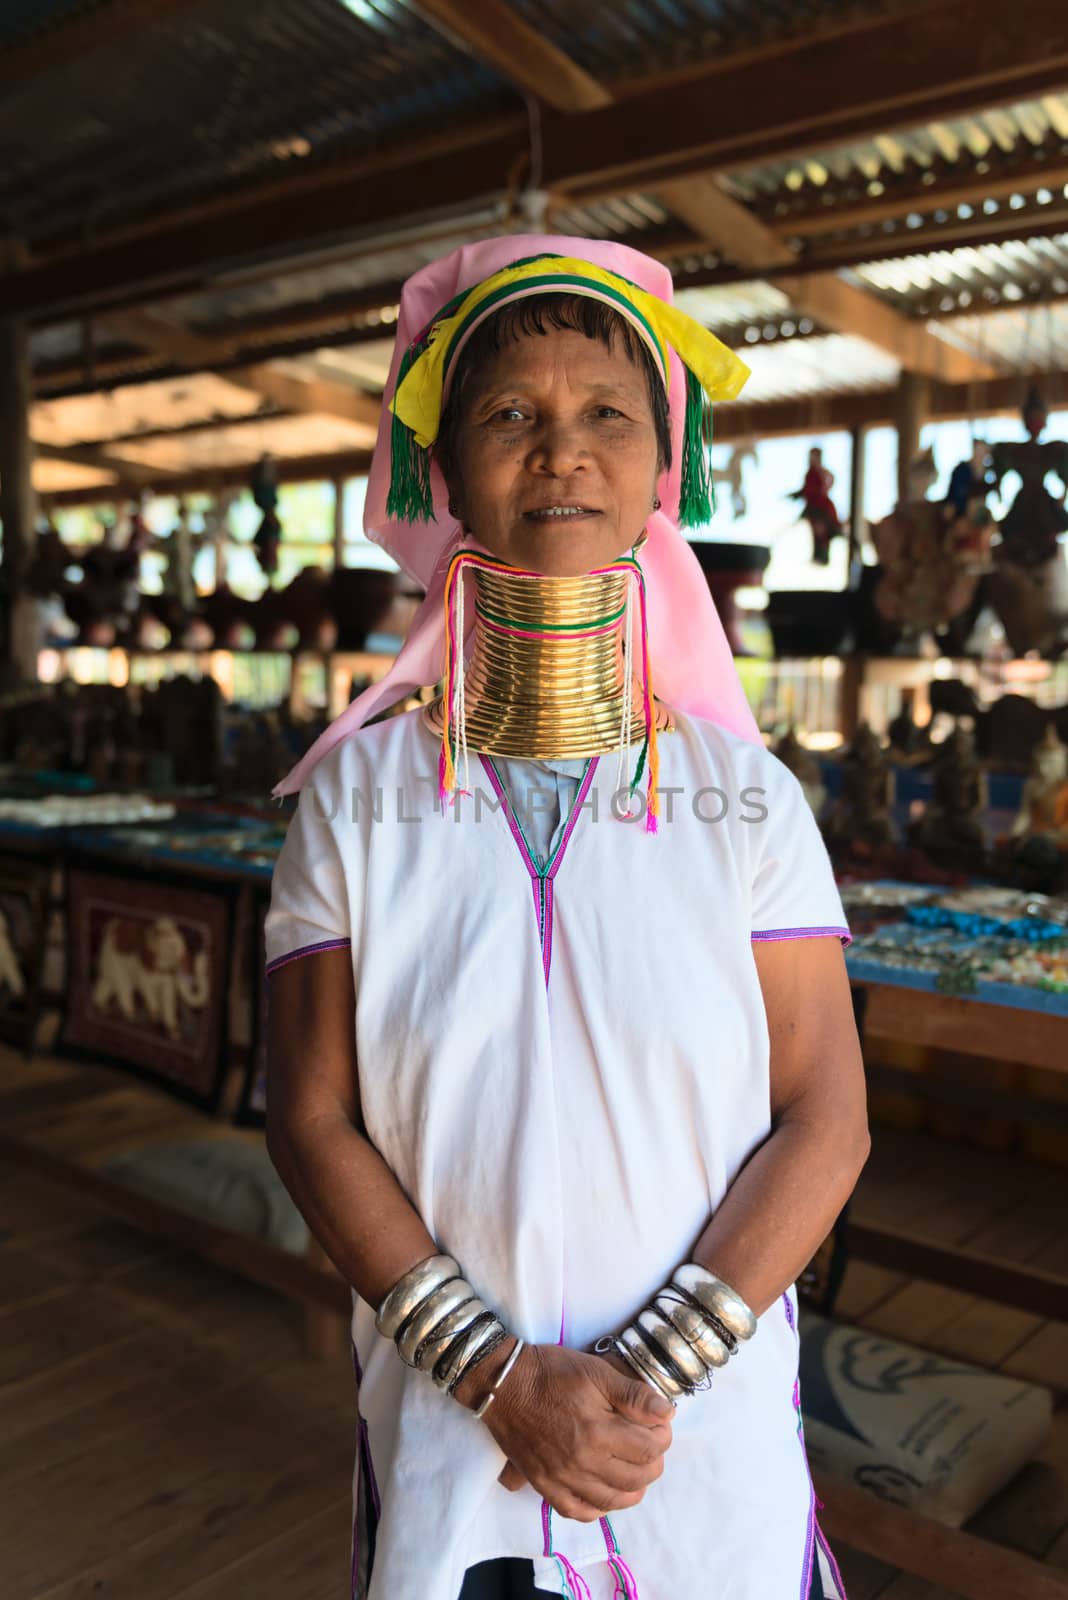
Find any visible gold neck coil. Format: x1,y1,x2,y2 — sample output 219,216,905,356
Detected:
451,563,643,759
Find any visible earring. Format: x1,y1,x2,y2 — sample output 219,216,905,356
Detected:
652,496,661,511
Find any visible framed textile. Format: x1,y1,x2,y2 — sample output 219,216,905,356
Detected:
61,863,234,1112
0,854,51,1049
235,891,269,1128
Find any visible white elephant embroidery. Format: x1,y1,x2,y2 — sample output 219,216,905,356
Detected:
91,915,209,1038
0,907,25,999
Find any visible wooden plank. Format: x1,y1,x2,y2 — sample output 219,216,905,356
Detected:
848,1222,1068,1322
0,1135,351,1316
1000,1324,1068,1391
966,1404,1068,1559
411,0,611,111
164,1497,351,1600
0,1284,138,1389
3,1361,353,1600
814,1475,1068,1600
861,984,1064,1073
858,1279,977,1345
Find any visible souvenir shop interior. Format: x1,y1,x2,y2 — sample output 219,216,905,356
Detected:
1,4,1068,1598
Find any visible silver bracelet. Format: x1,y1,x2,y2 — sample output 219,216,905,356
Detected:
616,1328,685,1399
396,1279,475,1367
413,1297,491,1372
474,1337,527,1420
671,1264,757,1344
654,1292,732,1369
636,1308,708,1388
436,1314,506,1394
375,1254,459,1340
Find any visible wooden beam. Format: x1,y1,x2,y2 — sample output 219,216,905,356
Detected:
410,0,610,112
33,441,160,489
815,1476,1068,1600
784,273,995,384
657,177,795,269
657,178,995,382
42,449,375,506
95,313,382,429
0,0,204,93
226,363,380,430
97,309,240,368
6,0,1068,322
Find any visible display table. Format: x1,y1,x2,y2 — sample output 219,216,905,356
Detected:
842,882,1068,1320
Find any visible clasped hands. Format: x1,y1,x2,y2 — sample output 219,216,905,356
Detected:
454,1341,674,1524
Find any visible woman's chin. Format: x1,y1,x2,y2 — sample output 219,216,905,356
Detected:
483,526,639,576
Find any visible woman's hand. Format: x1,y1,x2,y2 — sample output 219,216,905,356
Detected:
460,1342,674,1522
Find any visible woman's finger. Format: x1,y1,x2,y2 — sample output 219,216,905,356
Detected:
497,1460,527,1491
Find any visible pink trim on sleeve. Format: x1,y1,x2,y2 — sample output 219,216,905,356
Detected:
265,937,352,977
752,926,852,948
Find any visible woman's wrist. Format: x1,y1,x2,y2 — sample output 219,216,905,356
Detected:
452,1334,523,1412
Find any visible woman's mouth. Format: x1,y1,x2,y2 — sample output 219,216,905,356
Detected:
522,506,600,522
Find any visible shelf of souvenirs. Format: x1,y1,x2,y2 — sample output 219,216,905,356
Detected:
37,644,400,719
35,645,1068,741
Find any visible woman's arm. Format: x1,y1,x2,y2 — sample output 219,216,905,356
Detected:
688,935,869,1316
267,947,673,1521
266,947,439,1307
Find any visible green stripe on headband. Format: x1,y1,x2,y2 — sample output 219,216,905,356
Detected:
440,273,669,394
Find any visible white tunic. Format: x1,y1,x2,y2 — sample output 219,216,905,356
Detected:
266,706,851,1600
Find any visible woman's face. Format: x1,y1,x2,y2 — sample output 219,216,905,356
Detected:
444,326,662,576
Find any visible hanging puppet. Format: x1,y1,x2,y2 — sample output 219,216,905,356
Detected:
790,445,842,564
987,387,1068,655
251,454,282,580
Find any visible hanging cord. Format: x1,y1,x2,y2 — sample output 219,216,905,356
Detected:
615,570,635,802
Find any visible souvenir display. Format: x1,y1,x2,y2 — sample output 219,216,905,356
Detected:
774,726,827,817
910,723,988,870
870,449,993,653
988,387,1068,656
824,723,895,849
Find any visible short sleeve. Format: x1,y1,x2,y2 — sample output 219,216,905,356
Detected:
749,762,851,947
264,778,352,977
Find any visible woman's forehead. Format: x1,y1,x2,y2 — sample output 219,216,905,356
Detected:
462,325,650,389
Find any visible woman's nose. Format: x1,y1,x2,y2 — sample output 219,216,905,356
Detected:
527,418,587,477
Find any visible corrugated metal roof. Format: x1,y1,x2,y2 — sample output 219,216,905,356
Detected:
0,0,499,242
849,235,1068,314
508,0,882,84
732,94,1068,215
926,300,1068,374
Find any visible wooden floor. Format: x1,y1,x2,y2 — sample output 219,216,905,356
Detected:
1,1053,1067,1598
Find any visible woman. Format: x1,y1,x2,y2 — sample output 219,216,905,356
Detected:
266,236,868,1600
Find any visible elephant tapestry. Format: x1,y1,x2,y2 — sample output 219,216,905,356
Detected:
0,857,50,1048
62,866,232,1110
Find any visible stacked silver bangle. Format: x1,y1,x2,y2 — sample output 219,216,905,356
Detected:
596,1262,757,1401
375,1254,511,1399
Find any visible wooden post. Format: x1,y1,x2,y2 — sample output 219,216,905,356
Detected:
0,241,39,684
894,371,930,505
847,421,866,580
332,476,345,572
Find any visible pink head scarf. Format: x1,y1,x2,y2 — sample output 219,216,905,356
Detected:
273,234,760,795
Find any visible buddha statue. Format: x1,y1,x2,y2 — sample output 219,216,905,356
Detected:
774,726,827,818
912,722,988,869
825,722,895,849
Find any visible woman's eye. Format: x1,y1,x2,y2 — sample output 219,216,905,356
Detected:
595,405,624,419
494,407,526,423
